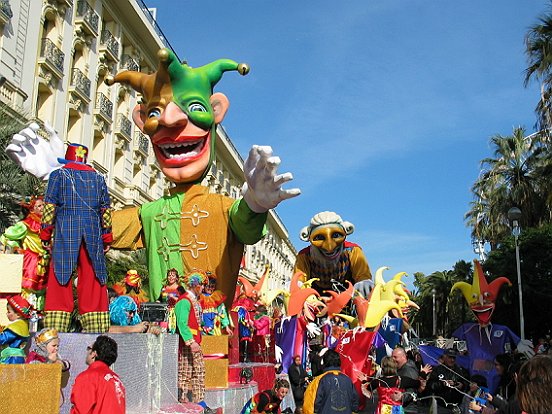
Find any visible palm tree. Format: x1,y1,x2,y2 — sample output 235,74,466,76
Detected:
525,5,552,132
465,127,549,247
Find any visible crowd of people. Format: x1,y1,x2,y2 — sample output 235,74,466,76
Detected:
4,280,552,414
275,343,552,414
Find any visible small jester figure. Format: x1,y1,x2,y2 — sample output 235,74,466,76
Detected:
275,272,324,373
451,259,533,393
1,196,48,309
112,269,149,308
41,143,113,333
200,271,232,336
232,293,256,362
159,267,182,333
295,211,372,296
159,268,182,304
0,294,33,364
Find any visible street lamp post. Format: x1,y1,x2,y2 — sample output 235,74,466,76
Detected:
432,288,436,337
507,207,525,340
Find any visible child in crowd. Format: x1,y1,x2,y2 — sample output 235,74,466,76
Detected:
26,327,70,371
0,294,32,363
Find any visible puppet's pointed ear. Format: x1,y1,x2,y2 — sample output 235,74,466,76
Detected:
210,92,229,124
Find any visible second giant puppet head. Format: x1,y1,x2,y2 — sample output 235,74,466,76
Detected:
106,49,249,184
451,259,511,327
300,211,354,262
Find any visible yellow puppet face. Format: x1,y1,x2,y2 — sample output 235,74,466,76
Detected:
309,225,346,259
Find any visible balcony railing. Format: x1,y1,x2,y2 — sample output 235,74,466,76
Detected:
71,68,91,99
75,0,99,35
100,29,119,60
121,54,139,72
135,132,149,155
40,38,64,74
0,0,13,20
95,92,113,120
115,114,132,140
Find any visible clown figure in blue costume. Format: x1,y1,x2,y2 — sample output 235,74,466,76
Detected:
41,143,113,333
450,260,534,394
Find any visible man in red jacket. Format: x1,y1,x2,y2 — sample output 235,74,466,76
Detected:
70,335,125,414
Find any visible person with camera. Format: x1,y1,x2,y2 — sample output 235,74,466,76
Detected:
427,348,469,413
288,355,309,413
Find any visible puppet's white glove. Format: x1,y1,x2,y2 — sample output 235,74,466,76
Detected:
354,279,374,299
6,122,64,180
516,339,535,359
242,145,300,213
306,322,321,338
275,345,283,363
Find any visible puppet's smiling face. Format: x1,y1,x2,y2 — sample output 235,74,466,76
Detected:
309,225,346,260
147,101,212,184
470,292,496,327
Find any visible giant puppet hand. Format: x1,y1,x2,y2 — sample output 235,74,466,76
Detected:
241,145,300,213
516,339,536,359
6,123,64,180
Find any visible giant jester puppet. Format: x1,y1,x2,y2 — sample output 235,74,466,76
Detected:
295,211,372,296
449,259,533,393
7,49,299,325
106,49,299,307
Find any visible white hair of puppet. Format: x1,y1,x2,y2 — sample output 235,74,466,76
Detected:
299,211,355,241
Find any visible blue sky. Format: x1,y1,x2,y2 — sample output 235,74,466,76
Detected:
145,0,546,287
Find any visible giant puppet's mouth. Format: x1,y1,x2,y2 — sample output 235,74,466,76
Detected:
471,305,495,326
319,245,344,261
154,133,209,165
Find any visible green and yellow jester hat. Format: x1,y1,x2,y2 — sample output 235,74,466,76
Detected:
106,48,249,178
451,259,511,327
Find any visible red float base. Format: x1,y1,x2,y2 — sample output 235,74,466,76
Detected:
228,363,276,393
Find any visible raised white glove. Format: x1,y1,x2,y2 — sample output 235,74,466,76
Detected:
516,339,535,359
6,122,64,180
242,145,300,213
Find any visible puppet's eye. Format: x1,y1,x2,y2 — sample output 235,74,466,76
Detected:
313,234,326,241
332,231,344,239
189,103,207,112
148,108,161,118
483,292,490,298
471,293,478,299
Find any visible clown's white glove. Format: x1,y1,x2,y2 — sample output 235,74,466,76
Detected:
6,122,64,180
306,322,321,338
242,145,301,213
516,339,535,359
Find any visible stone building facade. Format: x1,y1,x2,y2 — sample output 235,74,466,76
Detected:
0,0,295,290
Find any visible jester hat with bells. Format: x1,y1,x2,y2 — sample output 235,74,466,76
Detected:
105,48,249,183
